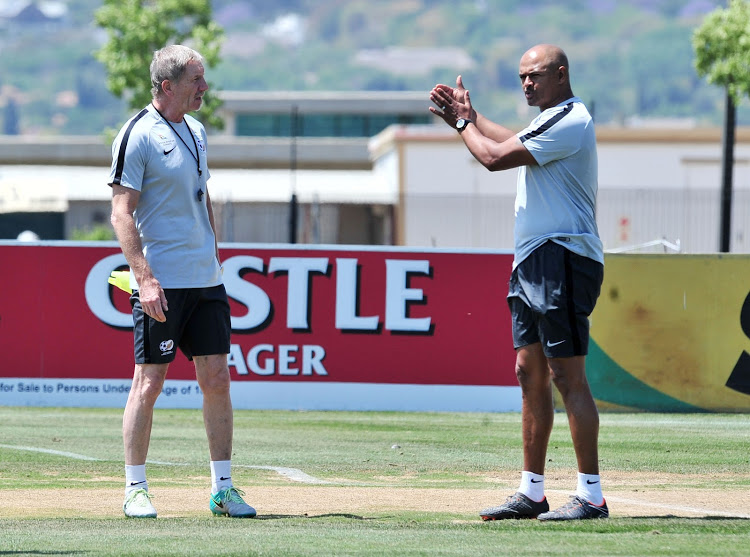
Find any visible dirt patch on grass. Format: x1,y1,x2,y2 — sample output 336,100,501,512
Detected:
4,471,748,520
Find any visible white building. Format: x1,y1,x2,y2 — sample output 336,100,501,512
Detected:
369,125,750,253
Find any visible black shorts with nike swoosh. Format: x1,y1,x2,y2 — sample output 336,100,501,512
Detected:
507,241,603,358
131,285,231,364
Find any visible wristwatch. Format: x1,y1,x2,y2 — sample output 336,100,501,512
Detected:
456,118,473,132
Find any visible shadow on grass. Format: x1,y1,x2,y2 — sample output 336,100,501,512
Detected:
627,515,750,520
256,513,382,521
0,550,88,555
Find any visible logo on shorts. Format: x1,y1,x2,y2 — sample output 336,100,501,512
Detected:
546,339,566,348
160,339,175,355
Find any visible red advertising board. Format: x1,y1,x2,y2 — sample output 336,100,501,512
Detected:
0,243,518,410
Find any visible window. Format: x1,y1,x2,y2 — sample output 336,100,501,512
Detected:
235,113,431,138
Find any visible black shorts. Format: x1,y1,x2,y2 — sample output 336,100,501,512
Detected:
131,285,231,364
508,241,603,358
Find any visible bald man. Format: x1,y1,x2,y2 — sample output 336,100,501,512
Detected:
430,44,608,521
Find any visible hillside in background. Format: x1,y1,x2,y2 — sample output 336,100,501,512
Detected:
0,0,746,136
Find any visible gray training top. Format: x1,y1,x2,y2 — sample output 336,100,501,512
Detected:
514,97,603,269
108,103,222,290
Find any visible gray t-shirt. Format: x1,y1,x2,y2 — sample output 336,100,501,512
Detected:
108,104,221,289
514,97,603,268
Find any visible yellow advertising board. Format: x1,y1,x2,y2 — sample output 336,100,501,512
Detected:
587,254,750,412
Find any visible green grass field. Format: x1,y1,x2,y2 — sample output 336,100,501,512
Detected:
0,407,748,556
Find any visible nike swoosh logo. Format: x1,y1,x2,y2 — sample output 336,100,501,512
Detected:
164,146,176,155
219,476,231,481
530,479,542,483
129,480,146,486
586,480,600,485
546,340,566,347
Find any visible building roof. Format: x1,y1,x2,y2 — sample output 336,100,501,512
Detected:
0,135,375,170
218,90,432,115
0,165,395,212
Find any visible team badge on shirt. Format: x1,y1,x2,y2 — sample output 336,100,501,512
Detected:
154,131,177,153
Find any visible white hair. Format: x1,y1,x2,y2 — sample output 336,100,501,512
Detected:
150,45,204,98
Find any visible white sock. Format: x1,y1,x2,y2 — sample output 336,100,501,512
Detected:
576,472,604,506
125,464,147,495
518,471,545,502
210,460,232,493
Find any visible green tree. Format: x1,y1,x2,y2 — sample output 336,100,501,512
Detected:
693,0,750,103
94,0,225,130
693,0,750,252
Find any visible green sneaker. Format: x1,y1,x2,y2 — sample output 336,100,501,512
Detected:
210,487,257,518
123,489,157,518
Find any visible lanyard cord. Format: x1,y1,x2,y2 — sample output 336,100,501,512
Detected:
151,104,202,176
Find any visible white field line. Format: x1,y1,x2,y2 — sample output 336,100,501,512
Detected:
147,459,337,484
0,444,335,485
236,465,335,484
0,444,102,461
547,489,750,519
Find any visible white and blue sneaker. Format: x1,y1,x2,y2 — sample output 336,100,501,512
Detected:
210,487,257,518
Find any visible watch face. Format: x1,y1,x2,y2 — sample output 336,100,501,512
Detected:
456,119,466,129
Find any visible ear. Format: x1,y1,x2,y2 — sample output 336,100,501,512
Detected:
161,79,173,97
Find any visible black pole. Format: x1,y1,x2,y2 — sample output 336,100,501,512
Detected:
720,90,735,253
289,105,298,244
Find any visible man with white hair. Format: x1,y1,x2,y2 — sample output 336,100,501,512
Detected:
108,44,255,519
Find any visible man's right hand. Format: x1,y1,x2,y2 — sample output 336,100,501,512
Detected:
138,277,168,323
